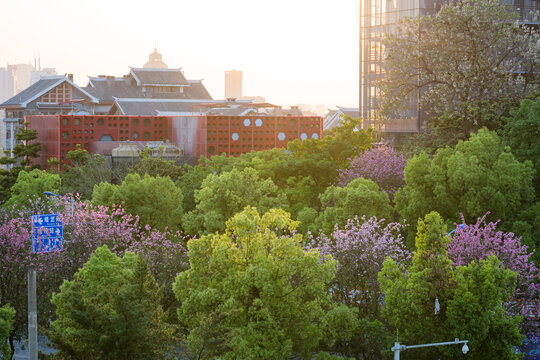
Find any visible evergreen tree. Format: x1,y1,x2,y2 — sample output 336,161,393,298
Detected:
0,125,41,204
49,246,173,360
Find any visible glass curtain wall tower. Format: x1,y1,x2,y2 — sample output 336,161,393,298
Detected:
359,0,443,141
360,0,539,142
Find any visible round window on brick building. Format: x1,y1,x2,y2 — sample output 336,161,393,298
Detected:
100,135,113,141
62,118,69,126
144,119,151,126
132,118,139,126
61,131,68,139
208,146,215,155
97,119,104,126
73,118,81,126
132,132,139,139
143,132,150,139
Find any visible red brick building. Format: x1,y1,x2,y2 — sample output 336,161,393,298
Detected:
26,114,322,167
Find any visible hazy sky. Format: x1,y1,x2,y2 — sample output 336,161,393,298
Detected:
0,0,358,110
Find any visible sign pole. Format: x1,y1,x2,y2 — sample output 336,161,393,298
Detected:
29,212,64,359
28,267,38,360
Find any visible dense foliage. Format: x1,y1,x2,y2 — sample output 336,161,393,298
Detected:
49,246,173,359
182,167,286,235
93,173,184,231
0,125,41,204
5,169,61,209
174,207,355,359
395,129,536,246
60,154,126,200
314,178,394,235
502,98,540,194
379,212,523,360
0,305,15,360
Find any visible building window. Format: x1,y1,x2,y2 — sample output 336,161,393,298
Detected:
132,132,139,139
62,118,69,126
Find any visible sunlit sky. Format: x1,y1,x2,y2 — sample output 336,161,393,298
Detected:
0,0,359,111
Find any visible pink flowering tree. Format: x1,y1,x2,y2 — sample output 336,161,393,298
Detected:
307,216,411,316
447,212,539,329
307,216,410,358
337,145,408,196
0,196,189,353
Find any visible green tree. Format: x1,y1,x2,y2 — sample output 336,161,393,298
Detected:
395,129,535,246
133,157,183,182
0,304,15,360
502,97,540,194
379,212,522,360
316,178,394,235
65,144,89,167
445,256,522,360
49,246,173,360
178,156,228,214
4,169,61,209
379,212,454,356
60,154,122,200
287,117,373,186
182,167,286,235
174,207,354,359
0,125,41,203
92,173,184,231
378,0,539,148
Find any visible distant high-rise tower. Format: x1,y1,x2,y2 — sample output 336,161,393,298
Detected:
225,70,242,99
0,66,15,103
144,48,168,69
13,63,35,93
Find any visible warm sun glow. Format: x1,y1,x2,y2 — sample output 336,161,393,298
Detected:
0,0,360,109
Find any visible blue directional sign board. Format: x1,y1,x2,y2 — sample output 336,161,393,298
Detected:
31,214,63,253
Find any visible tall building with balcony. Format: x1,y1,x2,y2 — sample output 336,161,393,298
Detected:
359,0,539,142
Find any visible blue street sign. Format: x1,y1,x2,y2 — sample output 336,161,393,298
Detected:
31,214,63,253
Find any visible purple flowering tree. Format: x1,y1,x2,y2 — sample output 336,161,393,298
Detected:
307,216,410,316
0,197,189,353
337,145,408,196
447,212,539,327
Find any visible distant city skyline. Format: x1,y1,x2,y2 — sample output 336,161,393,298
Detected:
0,0,359,110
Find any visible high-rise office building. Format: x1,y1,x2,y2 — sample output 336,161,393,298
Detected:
359,0,539,141
225,70,242,99
359,0,443,139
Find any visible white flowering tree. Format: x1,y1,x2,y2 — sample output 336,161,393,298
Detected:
377,0,539,147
